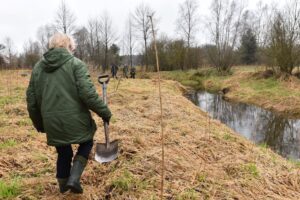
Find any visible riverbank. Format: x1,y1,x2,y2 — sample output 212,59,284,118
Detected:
1,70,300,199
143,67,300,118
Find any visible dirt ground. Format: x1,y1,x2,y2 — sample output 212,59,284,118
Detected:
1,70,300,199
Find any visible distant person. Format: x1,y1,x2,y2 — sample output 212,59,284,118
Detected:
130,66,136,79
26,33,112,194
123,65,129,78
111,63,118,78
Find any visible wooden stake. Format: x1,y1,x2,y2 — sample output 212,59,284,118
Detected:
148,15,165,200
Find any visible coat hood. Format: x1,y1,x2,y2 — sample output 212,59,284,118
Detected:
42,48,73,73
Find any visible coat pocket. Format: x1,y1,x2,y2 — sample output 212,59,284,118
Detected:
63,112,92,133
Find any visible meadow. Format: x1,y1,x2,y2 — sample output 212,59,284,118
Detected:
0,70,300,199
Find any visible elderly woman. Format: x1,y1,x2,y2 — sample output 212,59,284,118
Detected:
26,33,111,194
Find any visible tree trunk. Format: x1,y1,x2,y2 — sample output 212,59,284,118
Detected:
104,43,108,72
144,36,148,71
130,46,133,68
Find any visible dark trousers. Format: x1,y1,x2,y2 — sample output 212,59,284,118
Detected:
112,71,117,78
55,140,93,179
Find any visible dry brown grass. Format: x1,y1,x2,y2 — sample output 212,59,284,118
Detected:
0,70,300,199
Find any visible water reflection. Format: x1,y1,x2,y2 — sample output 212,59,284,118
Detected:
191,91,300,159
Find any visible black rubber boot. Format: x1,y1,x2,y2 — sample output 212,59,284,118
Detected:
66,155,87,194
57,178,69,193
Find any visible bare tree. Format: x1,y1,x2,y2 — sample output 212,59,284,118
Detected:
133,3,153,71
23,39,41,67
37,24,56,52
240,2,276,65
176,0,199,70
252,1,271,48
86,19,96,62
267,0,300,75
87,17,102,68
3,37,14,67
100,12,116,72
73,27,89,61
207,0,245,73
0,44,6,67
55,0,76,34
125,13,135,68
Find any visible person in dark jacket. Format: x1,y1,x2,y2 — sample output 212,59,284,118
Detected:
26,33,112,194
130,66,136,79
123,65,128,78
111,63,118,78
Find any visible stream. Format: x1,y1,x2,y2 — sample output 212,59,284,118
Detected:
189,91,300,160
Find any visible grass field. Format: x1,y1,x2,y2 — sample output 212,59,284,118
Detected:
1,69,300,199
143,66,300,118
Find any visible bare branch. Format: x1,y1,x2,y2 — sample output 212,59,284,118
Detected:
206,0,246,73
133,3,154,70
54,0,76,34
176,0,199,48
100,12,116,71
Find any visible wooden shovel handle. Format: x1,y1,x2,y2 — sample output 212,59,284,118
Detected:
104,122,110,148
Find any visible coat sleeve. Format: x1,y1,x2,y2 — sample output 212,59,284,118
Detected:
74,61,112,120
26,72,44,132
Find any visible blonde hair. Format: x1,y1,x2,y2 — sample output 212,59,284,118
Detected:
48,32,76,52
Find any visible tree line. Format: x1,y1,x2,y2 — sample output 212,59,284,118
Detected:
1,0,300,75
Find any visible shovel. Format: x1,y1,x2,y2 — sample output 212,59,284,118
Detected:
95,74,119,163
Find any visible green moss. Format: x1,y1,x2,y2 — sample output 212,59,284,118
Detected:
243,163,259,178
196,172,206,183
16,118,32,126
241,77,290,97
111,170,148,192
160,69,208,90
0,139,18,149
111,171,132,191
259,143,268,149
0,179,21,199
176,189,198,200
0,97,9,107
159,68,230,91
30,167,52,178
181,80,199,88
242,78,275,90
271,154,277,165
14,86,24,92
33,153,49,163
34,184,44,195
223,133,236,142
0,96,18,108
146,195,158,200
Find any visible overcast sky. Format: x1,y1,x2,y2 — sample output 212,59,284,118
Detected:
0,0,279,54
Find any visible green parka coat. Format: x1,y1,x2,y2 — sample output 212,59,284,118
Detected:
26,48,111,146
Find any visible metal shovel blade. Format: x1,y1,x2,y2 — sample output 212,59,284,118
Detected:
95,140,119,163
